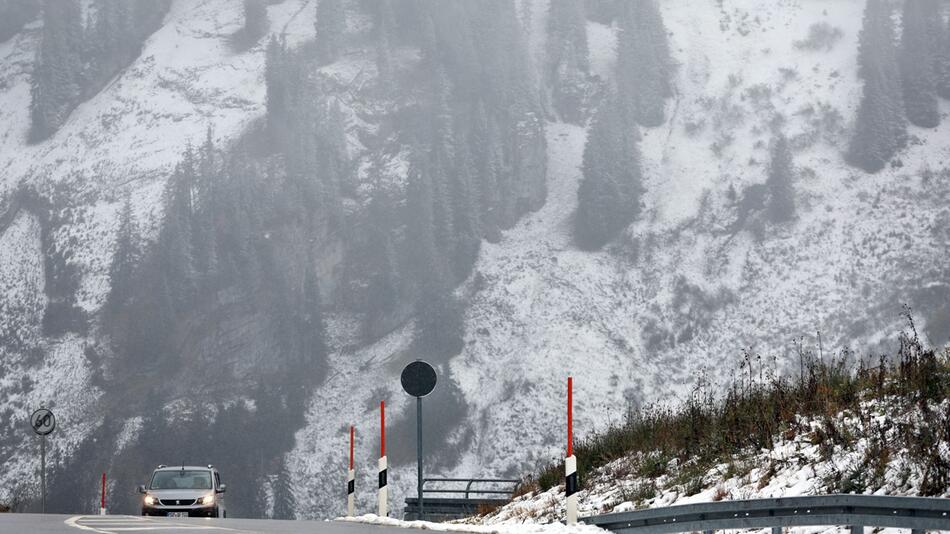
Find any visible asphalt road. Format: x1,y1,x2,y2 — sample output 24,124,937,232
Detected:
0,514,424,534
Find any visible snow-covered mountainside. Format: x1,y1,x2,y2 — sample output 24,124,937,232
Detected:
0,0,317,507
291,0,950,518
2,0,949,520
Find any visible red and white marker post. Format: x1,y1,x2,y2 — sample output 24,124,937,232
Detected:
378,401,388,517
566,376,578,525
347,426,355,517
99,472,107,516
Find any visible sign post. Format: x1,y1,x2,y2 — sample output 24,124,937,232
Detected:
30,408,55,514
378,401,388,517
566,377,578,525
347,426,355,517
400,361,437,521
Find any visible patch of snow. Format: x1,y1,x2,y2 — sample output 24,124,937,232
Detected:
341,513,606,534
471,397,948,534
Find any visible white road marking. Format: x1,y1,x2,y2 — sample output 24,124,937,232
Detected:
65,516,237,533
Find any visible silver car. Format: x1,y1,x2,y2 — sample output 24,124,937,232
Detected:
138,465,227,518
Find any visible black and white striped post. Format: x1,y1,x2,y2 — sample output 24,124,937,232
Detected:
347,425,355,517
378,401,388,517
566,376,578,525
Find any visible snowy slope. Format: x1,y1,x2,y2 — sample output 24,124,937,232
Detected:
466,397,950,533
441,0,950,495
286,0,950,519
0,0,316,505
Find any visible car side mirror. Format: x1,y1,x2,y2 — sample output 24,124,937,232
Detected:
137,485,147,494
217,484,227,493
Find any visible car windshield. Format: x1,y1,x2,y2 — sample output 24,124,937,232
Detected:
150,470,212,490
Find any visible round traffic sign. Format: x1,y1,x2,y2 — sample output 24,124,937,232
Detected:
401,361,437,398
30,408,55,436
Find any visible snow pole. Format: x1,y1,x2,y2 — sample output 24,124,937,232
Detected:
347,426,355,517
566,376,578,525
100,472,107,516
378,401,388,517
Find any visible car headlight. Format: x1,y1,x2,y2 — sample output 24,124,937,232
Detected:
144,494,158,506
197,493,215,505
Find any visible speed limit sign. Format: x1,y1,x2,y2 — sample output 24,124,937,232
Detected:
30,408,55,436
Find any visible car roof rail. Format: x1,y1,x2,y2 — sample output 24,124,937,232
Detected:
208,464,214,469
157,464,167,468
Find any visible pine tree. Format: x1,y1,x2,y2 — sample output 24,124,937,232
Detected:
935,10,950,100
315,0,344,65
88,0,134,83
470,101,502,241
193,127,220,280
158,149,198,311
848,0,906,173
106,195,139,316
450,142,482,280
375,0,396,89
548,0,589,68
364,195,401,338
271,458,296,520
31,0,168,141
299,268,328,366
243,0,268,44
766,134,795,224
127,0,171,47
405,158,440,286
405,156,464,358
585,0,621,25
265,35,287,124
899,0,940,128
87,0,170,95
219,142,263,286
616,0,672,127
574,99,643,249
547,0,589,123
29,0,83,142
418,10,439,72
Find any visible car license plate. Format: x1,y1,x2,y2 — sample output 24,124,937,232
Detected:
168,512,187,518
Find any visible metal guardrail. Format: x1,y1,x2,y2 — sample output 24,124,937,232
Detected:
581,494,950,534
404,478,519,521
420,478,520,499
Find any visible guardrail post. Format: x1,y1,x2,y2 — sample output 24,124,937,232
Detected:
849,526,862,534
772,527,781,534
703,530,713,534
911,530,923,534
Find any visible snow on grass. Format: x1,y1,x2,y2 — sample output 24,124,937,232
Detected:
467,397,949,534
340,513,606,534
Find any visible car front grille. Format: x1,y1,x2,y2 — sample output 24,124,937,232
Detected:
160,499,196,506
